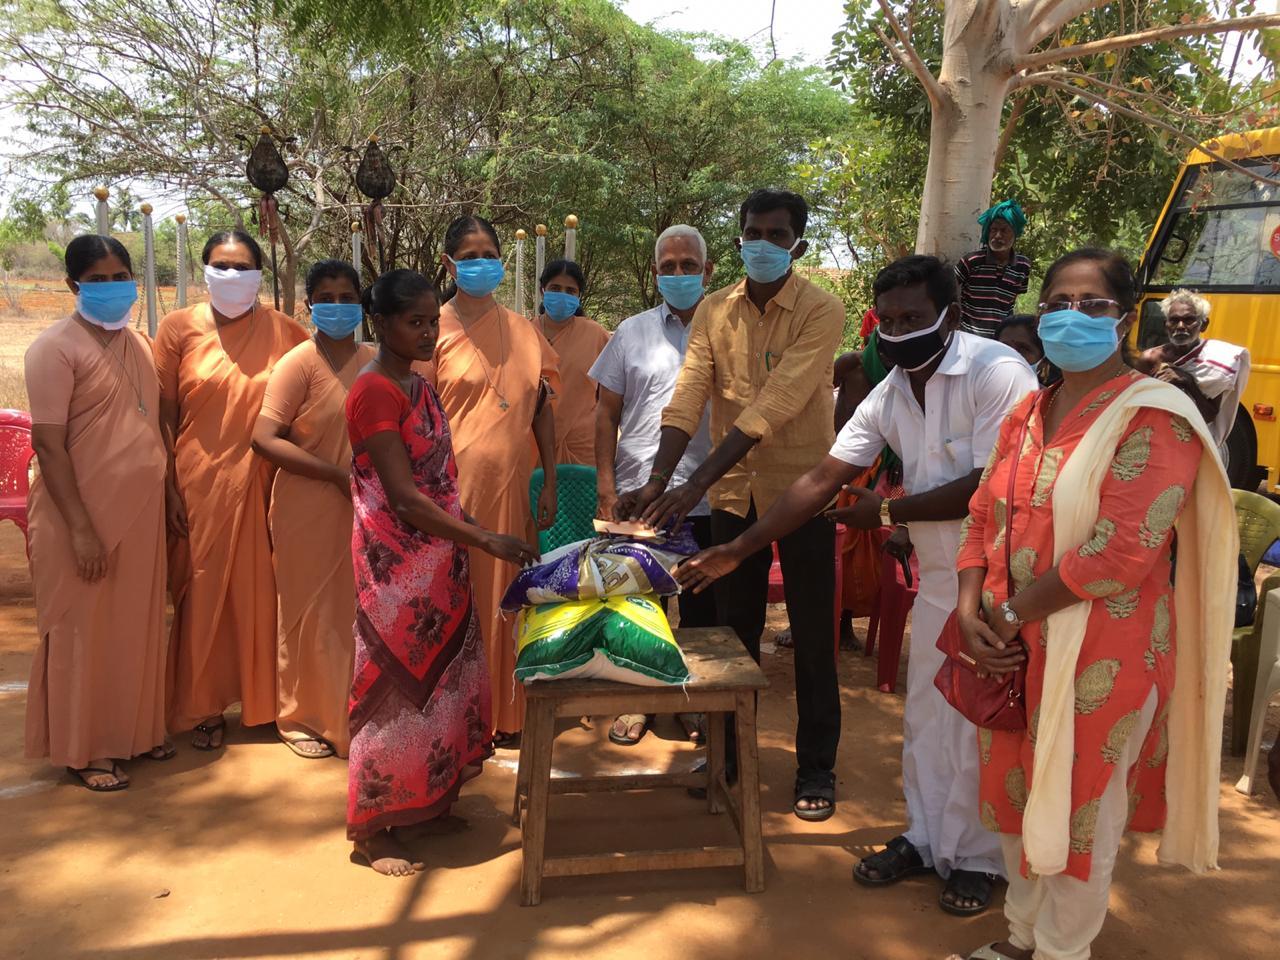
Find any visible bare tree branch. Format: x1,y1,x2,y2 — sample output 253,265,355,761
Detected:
1018,13,1280,72
1020,0,1100,48
992,93,1026,174
874,0,948,109
1016,74,1280,185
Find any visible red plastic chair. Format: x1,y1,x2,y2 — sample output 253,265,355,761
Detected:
864,526,919,693
767,527,845,660
0,409,34,557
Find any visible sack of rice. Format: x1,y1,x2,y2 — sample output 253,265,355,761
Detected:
499,524,698,612
513,593,691,686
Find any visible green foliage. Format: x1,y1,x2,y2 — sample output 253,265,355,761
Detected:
0,0,848,321
821,0,1278,293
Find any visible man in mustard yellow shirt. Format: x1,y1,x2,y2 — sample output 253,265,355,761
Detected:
620,188,845,821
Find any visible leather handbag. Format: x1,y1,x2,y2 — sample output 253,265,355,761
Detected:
933,406,1032,732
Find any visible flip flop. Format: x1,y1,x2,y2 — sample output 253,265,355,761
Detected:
281,735,335,759
191,717,226,752
854,835,934,886
608,714,650,746
67,763,129,792
940,869,1001,917
134,739,176,762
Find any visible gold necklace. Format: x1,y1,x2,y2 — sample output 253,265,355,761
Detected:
460,307,510,411
84,320,147,416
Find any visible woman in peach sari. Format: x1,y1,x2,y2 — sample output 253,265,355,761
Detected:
253,259,374,759
429,215,558,746
24,235,169,791
537,259,609,465
156,229,307,750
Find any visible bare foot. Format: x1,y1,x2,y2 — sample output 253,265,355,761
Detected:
354,830,424,877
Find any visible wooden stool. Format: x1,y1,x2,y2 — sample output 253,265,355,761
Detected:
512,627,768,905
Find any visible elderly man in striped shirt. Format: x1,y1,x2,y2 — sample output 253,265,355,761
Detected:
954,199,1032,338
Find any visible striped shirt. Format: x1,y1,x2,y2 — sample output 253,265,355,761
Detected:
954,249,1032,338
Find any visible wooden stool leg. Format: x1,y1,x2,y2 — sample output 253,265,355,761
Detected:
706,710,725,815
512,724,531,826
520,700,555,907
734,691,765,893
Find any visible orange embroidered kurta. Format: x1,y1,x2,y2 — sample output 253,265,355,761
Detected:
426,302,559,734
155,302,307,732
956,371,1203,880
24,318,169,768
261,339,374,757
539,315,609,465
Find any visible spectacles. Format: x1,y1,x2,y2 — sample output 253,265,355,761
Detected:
1037,298,1123,318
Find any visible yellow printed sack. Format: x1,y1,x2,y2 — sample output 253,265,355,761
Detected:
513,594,691,685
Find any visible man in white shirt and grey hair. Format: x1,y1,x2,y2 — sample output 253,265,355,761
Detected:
589,224,715,747
1139,288,1250,456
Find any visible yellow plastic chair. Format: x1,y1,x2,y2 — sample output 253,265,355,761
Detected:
1235,589,1280,794
1229,490,1280,755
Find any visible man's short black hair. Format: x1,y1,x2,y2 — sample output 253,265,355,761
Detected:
738,188,808,237
873,255,958,314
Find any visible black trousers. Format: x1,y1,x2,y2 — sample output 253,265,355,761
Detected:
677,515,718,628
712,504,839,780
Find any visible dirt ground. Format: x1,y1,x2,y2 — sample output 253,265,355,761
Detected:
1,523,1278,960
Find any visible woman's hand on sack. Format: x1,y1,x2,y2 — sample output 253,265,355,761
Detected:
481,532,539,566
639,480,705,532
675,543,742,595
958,607,1026,678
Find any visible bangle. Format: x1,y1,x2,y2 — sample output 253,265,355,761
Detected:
648,470,670,486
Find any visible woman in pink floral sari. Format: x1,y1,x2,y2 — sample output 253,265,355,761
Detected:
345,269,537,876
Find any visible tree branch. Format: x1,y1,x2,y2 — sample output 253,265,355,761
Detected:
874,0,947,109
1016,74,1280,186
1018,13,1280,72
1020,0,1099,48
992,93,1026,174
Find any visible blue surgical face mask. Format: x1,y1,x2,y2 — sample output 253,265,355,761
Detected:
310,302,363,338
542,291,580,322
449,256,505,298
76,279,137,330
738,238,799,284
1037,309,1121,372
656,273,705,311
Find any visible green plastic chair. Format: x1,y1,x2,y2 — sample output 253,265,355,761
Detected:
530,464,598,554
1229,489,1280,755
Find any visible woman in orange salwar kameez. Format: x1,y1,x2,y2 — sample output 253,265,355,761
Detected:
24,235,169,791
429,215,559,746
537,259,609,465
949,250,1235,960
156,230,307,750
253,260,374,759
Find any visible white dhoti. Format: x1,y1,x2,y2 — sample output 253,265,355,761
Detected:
901,519,1005,879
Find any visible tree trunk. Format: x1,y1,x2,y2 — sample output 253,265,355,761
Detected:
915,0,1017,262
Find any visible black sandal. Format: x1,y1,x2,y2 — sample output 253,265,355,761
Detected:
793,772,836,822
940,869,1001,917
67,762,129,792
191,717,226,751
853,835,932,886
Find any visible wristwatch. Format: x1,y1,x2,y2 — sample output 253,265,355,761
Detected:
998,600,1025,630
879,497,895,526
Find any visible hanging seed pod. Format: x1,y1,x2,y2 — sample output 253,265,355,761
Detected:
246,125,289,194
354,135,396,201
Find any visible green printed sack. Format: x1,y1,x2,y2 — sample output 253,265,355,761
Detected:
513,594,691,686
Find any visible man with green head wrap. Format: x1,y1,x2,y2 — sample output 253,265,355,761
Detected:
954,198,1032,338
